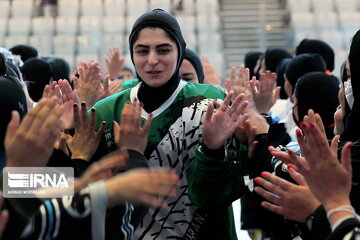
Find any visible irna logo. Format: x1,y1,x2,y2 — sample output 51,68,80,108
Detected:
7,172,69,188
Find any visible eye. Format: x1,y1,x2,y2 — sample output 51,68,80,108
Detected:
158,48,171,54
136,49,148,55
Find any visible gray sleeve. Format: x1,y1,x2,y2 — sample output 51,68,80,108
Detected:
88,180,108,240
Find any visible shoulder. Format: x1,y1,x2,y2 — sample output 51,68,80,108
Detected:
181,82,226,99
94,89,132,113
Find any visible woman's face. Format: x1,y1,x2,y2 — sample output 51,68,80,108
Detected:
180,59,198,83
133,28,178,88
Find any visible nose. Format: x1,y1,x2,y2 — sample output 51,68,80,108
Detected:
148,50,159,66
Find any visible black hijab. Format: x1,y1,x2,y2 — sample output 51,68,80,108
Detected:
295,39,335,72
343,30,360,142
129,9,186,112
9,44,38,63
276,58,292,99
294,72,339,139
184,48,204,83
285,53,326,94
21,57,53,102
264,47,292,72
0,54,27,151
244,51,263,78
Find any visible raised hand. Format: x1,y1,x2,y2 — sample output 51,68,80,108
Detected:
98,75,124,100
303,109,326,137
5,97,64,167
254,169,321,223
224,65,251,98
202,57,222,87
106,167,180,208
202,91,249,150
113,100,152,154
75,61,103,108
250,71,279,114
105,47,125,80
75,150,128,191
285,122,353,211
67,101,106,161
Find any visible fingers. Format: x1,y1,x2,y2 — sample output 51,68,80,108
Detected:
330,135,340,153
341,142,353,174
28,98,57,134
274,87,281,101
268,146,291,164
288,166,306,186
205,101,214,122
97,150,127,173
143,114,153,134
80,102,88,124
219,91,233,112
73,103,81,128
258,172,291,192
89,107,97,130
113,121,120,144
254,185,281,205
103,75,110,95
95,121,107,140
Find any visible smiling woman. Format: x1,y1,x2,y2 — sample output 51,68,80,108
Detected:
132,28,178,88
89,8,246,240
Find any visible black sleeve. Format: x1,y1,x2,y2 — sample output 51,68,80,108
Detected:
329,218,360,240
310,205,331,239
47,149,90,177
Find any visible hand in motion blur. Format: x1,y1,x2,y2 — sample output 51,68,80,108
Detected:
225,65,251,98
202,57,222,87
105,47,125,80
75,150,127,191
250,70,279,114
72,61,103,108
5,97,64,167
113,100,152,154
106,167,180,208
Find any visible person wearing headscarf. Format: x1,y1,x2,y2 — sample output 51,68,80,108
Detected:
295,39,335,73
244,51,263,78
180,48,204,83
43,56,71,82
285,53,326,101
9,45,38,63
91,9,242,240
20,58,53,102
268,58,293,123
261,47,292,73
283,53,326,139
294,72,339,139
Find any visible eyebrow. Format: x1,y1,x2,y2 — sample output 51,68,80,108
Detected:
134,43,174,49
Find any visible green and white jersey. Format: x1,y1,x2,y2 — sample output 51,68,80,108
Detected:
92,81,226,240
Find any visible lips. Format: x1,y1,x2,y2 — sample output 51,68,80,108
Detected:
146,70,162,77
147,70,162,74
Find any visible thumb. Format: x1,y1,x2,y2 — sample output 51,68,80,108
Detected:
5,111,20,147
274,87,281,101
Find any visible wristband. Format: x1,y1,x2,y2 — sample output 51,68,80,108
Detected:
326,205,357,221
